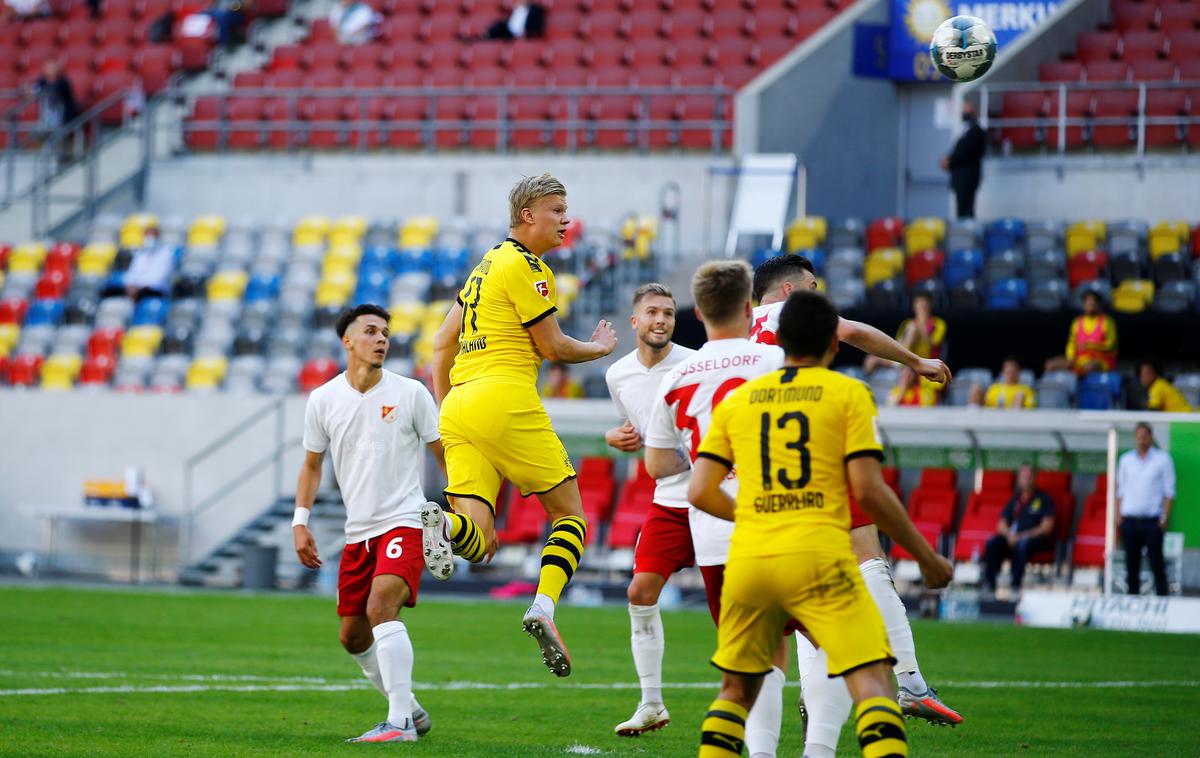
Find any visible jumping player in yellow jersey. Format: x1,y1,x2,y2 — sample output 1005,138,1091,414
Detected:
424,173,618,677
689,291,953,758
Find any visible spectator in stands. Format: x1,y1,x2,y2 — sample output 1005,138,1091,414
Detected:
483,1,546,40
966,383,986,408
980,463,1055,597
540,362,585,399
329,0,380,45
864,293,946,375
123,222,176,301
887,365,937,407
1044,290,1118,375
986,356,1037,410
4,0,50,20
940,101,986,219
31,62,80,140
1117,422,1175,596
1139,361,1194,413
206,0,248,48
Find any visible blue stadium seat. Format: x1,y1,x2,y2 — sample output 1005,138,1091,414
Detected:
793,248,826,277
362,245,393,270
1078,372,1123,410
750,248,778,269
245,274,281,303
985,218,1026,257
131,296,169,326
432,247,472,281
985,278,1027,309
394,248,434,274
25,299,64,326
945,249,983,287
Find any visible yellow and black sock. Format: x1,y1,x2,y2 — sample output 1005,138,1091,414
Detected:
446,512,487,563
855,696,908,758
698,698,747,757
535,515,587,604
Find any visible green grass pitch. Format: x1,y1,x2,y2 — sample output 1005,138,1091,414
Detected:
1,585,1197,757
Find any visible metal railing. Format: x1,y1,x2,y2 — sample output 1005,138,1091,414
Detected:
978,79,1200,159
175,85,733,154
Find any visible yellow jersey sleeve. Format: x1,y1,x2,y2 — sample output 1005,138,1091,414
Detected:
1064,317,1079,360
697,391,736,469
1021,384,1037,408
498,247,557,326
984,384,1002,408
844,380,884,461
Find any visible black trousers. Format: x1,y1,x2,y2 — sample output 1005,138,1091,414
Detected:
953,183,978,219
1120,517,1168,596
982,534,1050,590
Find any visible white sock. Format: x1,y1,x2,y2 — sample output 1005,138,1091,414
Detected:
745,666,785,757
533,593,556,619
859,557,925,689
372,620,414,728
795,633,817,681
628,603,664,706
802,647,852,758
411,693,424,715
349,642,387,697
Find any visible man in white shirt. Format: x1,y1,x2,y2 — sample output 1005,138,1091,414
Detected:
1117,422,1176,596
751,254,961,758
603,283,695,737
124,221,176,301
642,261,788,758
293,304,446,744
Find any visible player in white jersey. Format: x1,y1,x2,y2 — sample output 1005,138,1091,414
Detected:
293,304,444,744
603,283,696,737
643,261,789,758
751,255,963,758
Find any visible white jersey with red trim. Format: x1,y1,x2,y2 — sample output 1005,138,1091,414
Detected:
750,301,784,346
645,338,785,565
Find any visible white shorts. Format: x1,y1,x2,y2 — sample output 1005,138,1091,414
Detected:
689,506,734,567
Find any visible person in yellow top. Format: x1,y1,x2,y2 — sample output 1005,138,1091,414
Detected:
863,293,947,375
1045,290,1117,375
985,356,1037,409
688,290,952,758
1140,361,1194,412
427,173,618,677
539,361,586,399
887,365,938,407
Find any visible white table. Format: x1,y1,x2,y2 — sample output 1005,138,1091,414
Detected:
31,506,161,584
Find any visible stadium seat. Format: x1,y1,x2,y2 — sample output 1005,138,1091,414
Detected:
954,491,1010,562
1114,2,1159,33
1078,371,1123,410
1112,279,1154,312
1076,31,1121,62
905,249,943,288
299,358,340,392
985,278,1027,310
785,216,826,253
1038,60,1083,83
1066,221,1107,256
865,217,904,252
1091,91,1140,148
999,91,1047,148
497,491,547,545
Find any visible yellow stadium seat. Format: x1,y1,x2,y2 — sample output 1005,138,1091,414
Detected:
388,302,425,336
293,215,331,248
1112,280,1154,313
321,254,357,279
11,241,47,266
119,213,158,249
330,215,368,247
786,216,827,253
1149,221,1188,259
905,218,946,254
187,215,227,247
187,356,228,389
324,242,363,267
0,270,5,290
207,270,249,301
0,323,20,355
557,273,581,317
814,277,827,292
421,300,453,331
7,248,41,274
121,326,164,358
399,216,439,250
315,277,354,307
1066,220,1107,256
864,249,904,288
41,353,82,389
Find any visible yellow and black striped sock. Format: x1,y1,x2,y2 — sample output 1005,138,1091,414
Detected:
855,696,908,758
535,515,587,604
698,698,747,757
446,512,486,563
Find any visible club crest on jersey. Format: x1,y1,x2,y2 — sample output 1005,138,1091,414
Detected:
381,405,398,424
534,280,550,298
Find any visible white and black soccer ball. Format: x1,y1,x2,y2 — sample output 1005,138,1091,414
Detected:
929,15,997,83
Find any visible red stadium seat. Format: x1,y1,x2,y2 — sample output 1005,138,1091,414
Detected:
980,469,1015,493
1039,60,1084,83
299,358,340,392
177,34,213,72
496,491,546,545
1167,30,1200,61
10,354,43,387
891,521,943,561
1160,2,1200,33
79,353,116,385
88,327,124,358
59,18,98,47
22,21,59,47
302,97,348,147
999,91,1048,149
1084,60,1130,82
866,217,905,251
1113,1,1159,33
94,69,137,125
0,354,9,385
1129,59,1177,81
953,492,1009,562
227,97,267,149
1122,30,1168,61
233,71,267,88
97,43,135,72
345,44,387,72
186,97,220,149
0,298,30,325
36,269,70,300
1067,250,1108,288
307,18,337,43
905,249,944,287
134,44,181,95
1046,91,1093,149
1076,31,1121,62
669,38,718,67
305,41,345,71
1091,90,1140,147
909,490,958,535
270,44,304,71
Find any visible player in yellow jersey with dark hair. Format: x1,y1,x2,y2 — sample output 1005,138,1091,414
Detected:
425,173,617,677
688,290,952,758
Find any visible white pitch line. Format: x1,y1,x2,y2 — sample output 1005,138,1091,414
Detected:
0,677,1196,698
0,670,359,684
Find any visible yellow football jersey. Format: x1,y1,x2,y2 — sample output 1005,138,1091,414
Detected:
697,365,884,560
1148,378,1193,413
449,238,558,387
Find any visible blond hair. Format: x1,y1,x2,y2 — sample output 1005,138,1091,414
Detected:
691,260,751,325
632,282,674,307
509,173,567,228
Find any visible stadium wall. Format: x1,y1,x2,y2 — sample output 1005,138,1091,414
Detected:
734,0,903,220
143,154,735,255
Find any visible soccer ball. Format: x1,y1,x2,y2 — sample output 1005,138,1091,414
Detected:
929,15,997,83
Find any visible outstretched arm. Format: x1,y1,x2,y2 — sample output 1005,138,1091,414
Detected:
838,317,952,384
432,303,463,405
527,316,617,364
